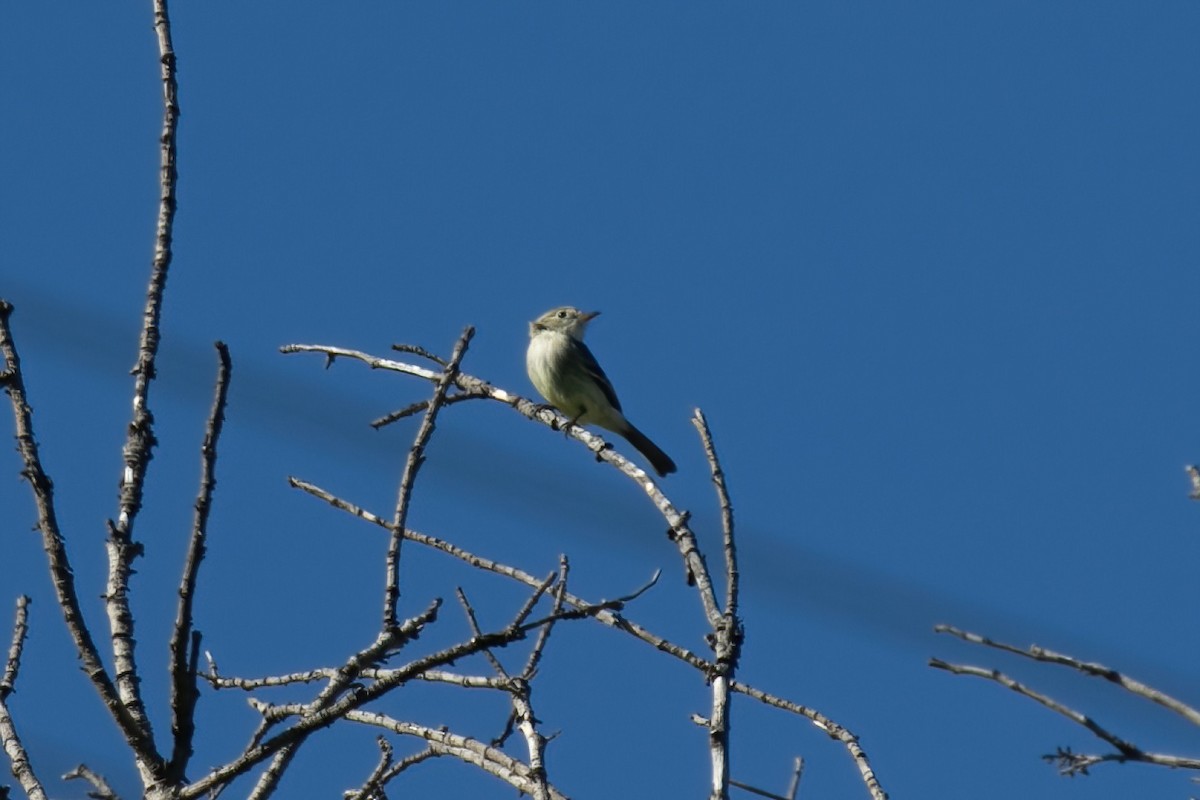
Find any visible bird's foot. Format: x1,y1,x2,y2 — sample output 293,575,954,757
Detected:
561,412,585,438
530,402,561,427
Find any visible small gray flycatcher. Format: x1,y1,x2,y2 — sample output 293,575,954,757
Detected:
526,306,676,477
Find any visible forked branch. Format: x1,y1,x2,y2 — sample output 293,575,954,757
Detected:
279,342,889,800
931,625,1200,777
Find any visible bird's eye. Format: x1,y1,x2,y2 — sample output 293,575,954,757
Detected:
557,310,567,319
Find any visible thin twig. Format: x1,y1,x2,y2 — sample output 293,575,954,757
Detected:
456,588,512,678
693,409,742,800
344,736,392,800
0,596,47,800
730,681,887,800
934,625,1200,728
0,597,30,700
729,778,789,800
729,758,804,800
693,409,738,619
245,600,442,800
928,658,1200,773
371,392,479,429
384,327,474,629
373,745,439,785
391,343,447,366
63,764,120,800
787,757,804,800
342,712,570,800
522,558,570,680
168,342,232,781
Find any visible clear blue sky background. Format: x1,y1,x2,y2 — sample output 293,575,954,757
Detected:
2,2,1199,798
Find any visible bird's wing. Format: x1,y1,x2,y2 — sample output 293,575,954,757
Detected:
570,338,623,412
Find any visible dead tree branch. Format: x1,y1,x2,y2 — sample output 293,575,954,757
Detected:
63,764,120,800
345,745,438,799
384,326,473,628
190,578,616,800
0,303,159,770
100,0,184,779
0,597,47,800
342,711,570,800
279,345,889,800
931,625,1200,777
693,409,742,800
167,342,232,783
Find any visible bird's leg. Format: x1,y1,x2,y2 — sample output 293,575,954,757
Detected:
562,408,586,438
530,401,562,428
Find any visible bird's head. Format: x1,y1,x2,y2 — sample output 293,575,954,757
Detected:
529,306,599,340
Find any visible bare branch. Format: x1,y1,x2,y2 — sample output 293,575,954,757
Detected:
203,598,447,798
288,478,714,673
63,764,120,800
111,0,179,533
341,712,569,800
787,757,804,800
280,343,724,627
728,758,803,800
371,392,479,429
519,572,660,630
729,778,789,800
206,665,506,694
245,599,442,800
384,327,474,629
0,598,30,700
521,558,570,680
0,303,154,763
0,699,46,800
730,681,888,800
187,580,643,799
168,342,232,781
459,577,565,800
343,737,392,800
456,588,513,678
0,597,47,800
509,679,550,800
693,408,738,618
365,746,439,792
288,473,877,787
692,408,742,800
96,1,184,776
390,343,448,366
929,658,1200,773
507,560,571,800
203,668,330,691
934,625,1200,728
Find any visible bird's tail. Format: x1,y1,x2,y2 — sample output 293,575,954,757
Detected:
621,423,677,477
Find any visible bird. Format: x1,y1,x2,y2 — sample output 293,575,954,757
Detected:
526,306,677,477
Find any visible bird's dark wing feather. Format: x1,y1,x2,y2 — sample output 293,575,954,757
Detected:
570,338,623,412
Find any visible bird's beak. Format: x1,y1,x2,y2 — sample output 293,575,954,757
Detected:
581,310,601,322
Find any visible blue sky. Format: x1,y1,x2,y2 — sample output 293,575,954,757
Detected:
2,2,1199,798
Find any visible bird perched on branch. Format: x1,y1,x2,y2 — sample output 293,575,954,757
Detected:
526,306,676,477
